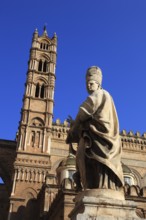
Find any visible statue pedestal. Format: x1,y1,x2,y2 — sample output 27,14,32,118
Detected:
69,189,144,220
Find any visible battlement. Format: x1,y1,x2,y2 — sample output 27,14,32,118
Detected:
52,120,146,152
52,119,69,140
121,130,146,152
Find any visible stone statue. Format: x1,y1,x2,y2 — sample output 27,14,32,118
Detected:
66,66,124,191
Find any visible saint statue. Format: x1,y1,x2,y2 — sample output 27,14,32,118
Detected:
66,66,124,191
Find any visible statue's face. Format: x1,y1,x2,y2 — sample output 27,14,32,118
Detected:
87,80,99,94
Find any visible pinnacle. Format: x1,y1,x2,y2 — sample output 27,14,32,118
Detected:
43,25,48,36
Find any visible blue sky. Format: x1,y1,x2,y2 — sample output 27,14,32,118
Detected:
0,0,146,140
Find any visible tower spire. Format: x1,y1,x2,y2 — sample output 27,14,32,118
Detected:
43,25,48,36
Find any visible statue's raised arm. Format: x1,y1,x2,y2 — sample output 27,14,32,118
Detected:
66,66,124,191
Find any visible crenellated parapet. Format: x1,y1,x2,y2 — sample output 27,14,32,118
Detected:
52,119,70,140
120,130,146,152
52,118,146,155
51,120,146,153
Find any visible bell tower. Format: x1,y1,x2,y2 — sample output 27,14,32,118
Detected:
8,27,57,220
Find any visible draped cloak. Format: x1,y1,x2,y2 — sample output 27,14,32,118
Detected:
71,88,124,188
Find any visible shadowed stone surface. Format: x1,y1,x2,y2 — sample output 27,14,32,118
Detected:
69,189,145,220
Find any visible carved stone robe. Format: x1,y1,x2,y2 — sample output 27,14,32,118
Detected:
70,88,124,189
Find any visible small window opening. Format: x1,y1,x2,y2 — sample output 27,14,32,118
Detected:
40,84,45,98
35,84,40,97
38,60,42,71
43,61,47,72
31,131,35,147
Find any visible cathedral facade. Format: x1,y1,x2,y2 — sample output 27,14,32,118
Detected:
0,28,146,220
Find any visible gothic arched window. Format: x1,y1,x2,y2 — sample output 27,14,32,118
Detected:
35,82,46,99
40,42,49,50
38,60,48,73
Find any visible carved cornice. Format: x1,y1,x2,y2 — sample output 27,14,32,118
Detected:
15,157,51,169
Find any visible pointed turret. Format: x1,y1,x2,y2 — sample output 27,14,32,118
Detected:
52,32,57,45
33,28,38,39
32,28,38,48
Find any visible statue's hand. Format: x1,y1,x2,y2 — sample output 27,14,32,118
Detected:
66,127,80,144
